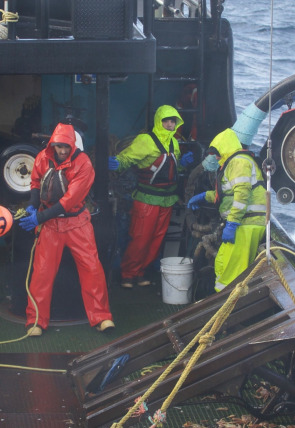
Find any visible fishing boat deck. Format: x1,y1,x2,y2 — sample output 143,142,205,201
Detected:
0,268,188,427
1,237,295,427
0,270,186,354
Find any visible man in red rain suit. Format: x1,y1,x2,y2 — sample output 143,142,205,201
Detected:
20,123,115,336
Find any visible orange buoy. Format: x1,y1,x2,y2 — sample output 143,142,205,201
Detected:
0,206,13,237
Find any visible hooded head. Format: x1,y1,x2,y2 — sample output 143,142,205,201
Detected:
153,105,183,142
209,128,242,166
47,123,76,160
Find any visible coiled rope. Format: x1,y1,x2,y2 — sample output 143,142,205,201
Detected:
0,208,66,374
0,9,19,24
111,246,295,428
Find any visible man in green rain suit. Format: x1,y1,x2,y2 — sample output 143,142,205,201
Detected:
109,105,194,288
188,128,266,292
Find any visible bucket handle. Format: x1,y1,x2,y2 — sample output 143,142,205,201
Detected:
161,272,193,292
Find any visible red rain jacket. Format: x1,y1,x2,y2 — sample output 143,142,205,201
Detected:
31,123,94,214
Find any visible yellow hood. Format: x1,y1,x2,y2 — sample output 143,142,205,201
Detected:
153,105,183,144
209,128,242,166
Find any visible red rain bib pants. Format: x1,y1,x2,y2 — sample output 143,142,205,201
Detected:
26,210,112,329
121,200,172,279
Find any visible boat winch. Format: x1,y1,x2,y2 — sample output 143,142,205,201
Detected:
261,108,295,204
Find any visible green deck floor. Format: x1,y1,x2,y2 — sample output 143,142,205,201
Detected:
0,269,189,353
1,248,295,427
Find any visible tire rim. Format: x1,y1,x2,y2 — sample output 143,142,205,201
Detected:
3,153,35,193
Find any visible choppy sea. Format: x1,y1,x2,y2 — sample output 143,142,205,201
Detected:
223,0,295,242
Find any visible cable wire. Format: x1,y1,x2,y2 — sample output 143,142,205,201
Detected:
265,0,274,263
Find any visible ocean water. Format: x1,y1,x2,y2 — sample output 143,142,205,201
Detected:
223,0,295,242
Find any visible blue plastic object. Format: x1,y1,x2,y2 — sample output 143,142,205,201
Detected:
222,221,240,243
108,156,120,171
19,210,39,231
180,151,194,167
231,102,267,146
99,353,130,391
187,192,206,211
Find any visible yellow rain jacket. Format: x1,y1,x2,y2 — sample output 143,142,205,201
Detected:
116,105,183,207
205,129,266,226
204,129,266,291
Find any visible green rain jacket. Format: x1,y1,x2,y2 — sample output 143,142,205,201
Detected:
205,129,266,226
116,105,184,207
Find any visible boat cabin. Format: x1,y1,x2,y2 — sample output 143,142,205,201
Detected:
0,0,236,291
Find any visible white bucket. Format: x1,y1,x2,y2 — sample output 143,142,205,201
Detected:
160,257,194,304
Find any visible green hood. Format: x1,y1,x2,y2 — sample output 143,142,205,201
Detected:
152,105,183,144
209,128,242,166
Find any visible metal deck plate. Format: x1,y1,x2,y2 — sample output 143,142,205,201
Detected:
0,354,82,428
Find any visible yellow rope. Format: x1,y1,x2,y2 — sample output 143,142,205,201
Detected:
161,258,264,414
0,209,38,344
0,9,19,24
0,212,67,374
141,364,163,376
13,208,27,220
271,257,295,305
0,363,66,374
112,245,295,427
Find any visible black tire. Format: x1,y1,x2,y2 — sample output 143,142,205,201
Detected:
0,144,40,203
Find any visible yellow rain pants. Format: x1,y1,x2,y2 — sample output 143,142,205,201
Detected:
214,224,265,292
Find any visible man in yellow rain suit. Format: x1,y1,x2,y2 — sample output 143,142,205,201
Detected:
188,128,266,292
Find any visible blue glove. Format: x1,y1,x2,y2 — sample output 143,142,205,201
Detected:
180,151,194,167
108,156,120,171
187,192,206,210
26,205,36,215
202,154,220,172
222,221,240,244
19,210,39,231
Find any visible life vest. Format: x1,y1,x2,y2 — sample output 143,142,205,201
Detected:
137,132,178,194
40,149,81,206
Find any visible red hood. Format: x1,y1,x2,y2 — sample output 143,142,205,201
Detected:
46,123,76,159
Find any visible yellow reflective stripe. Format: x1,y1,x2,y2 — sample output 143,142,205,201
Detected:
233,200,246,210
246,204,266,212
221,175,252,191
221,181,231,191
222,155,260,191
215,282,227,292
232,176,251,185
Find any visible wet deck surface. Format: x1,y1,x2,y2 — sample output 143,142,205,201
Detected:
0,354,81,428
1,245,295,427
0,268,188,427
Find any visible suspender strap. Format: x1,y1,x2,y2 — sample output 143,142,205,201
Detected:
136,183,178,197
149,132,174,154
244,212,265,218
59,205,86,217
71,148,82,161
252,180,266,190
